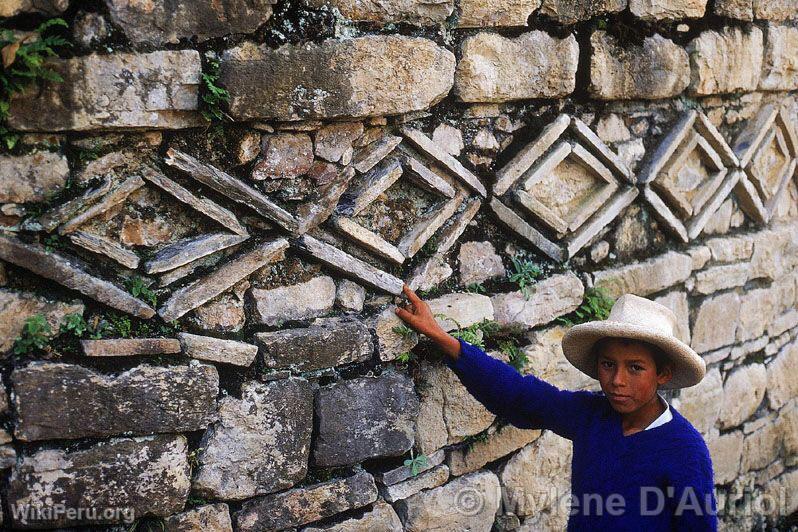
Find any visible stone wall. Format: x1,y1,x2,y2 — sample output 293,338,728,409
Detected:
0,0,797,530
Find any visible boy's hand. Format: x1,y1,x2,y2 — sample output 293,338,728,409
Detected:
394,283,461,359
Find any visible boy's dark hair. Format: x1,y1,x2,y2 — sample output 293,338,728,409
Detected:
591,336,672,375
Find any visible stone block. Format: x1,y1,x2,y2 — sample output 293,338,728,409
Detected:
687,26,763,95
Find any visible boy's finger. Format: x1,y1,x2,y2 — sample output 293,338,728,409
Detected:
402,283,422,304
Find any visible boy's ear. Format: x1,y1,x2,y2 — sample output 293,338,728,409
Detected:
656,364,673,386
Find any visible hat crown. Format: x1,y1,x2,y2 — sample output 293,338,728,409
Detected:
605,294,677,336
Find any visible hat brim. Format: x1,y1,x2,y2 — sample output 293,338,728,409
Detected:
561,321,706,389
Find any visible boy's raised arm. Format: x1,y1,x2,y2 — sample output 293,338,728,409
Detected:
394,284,598,441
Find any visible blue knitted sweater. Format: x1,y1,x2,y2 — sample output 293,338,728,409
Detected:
445,338,719,531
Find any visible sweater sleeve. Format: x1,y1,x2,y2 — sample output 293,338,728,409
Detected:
667,446,719,531
444,337,600,441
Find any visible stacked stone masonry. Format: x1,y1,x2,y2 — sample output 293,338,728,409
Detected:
0,0,796,530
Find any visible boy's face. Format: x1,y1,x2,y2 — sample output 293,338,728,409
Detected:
595,338,673,414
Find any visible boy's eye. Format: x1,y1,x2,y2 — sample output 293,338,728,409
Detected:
632,365,644,371
600,360,613,368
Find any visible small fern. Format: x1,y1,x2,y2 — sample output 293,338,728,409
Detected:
200,56,231,123
508,256,542,300
499,339,528,373
12,314,51,355
556,287,615,326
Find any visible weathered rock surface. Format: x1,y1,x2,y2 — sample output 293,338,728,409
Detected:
253,133,314,180
687,26,763,95
458,241,506,285
447,424,542,476
248,275,336,326
302,501,403,532
0,152,69,204
105,0,276,45
691,292,741,353
706,429,743,484
538,0,626,24
428,292,495,332
380,464,450,503
1,0,67,17
524,325,601,391
593,251,692,298
8,50,203,131
234,472,378,532
455,31,578,102
178,333,258,366
457,0,540,26
766,340,798,409
12,362,218,441
672,367,723,434
194,379,313,500
8,435,190,528
255,316,372,372
164,503,233,532
0,235,155,318
306,0,453,24
492,272,584,328
221,36,455,121
760,23,798,90
395,470,501,531
80,338,181,357
714,0,753,19
629,0,708,19
371,306,420,362
0,289,83,353
313,371,419,467
719,363,767,428
590,31,690,100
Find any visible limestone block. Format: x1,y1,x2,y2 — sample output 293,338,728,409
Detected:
760,24,798,90
719,363,767,428
691,292,740,353
629,0,708,19
687,26,764,95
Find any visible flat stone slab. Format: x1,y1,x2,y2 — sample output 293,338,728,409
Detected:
8,50,203,131
12,362,218,441
158,238,289,322
247,275,336,326
380,465,450,503
59,175,146,235
302,501,402,532
376,449,446,486
220,36,454,121
427,292,495,332
144,233,249,274
178,332,258,367
313,371,419,467
8,434,190,528
255,316,372,372
68,230,140,269
0,234,155,319
81,338,181,357
233,471,378,532
593,250,692,298
0,152,69,204
105,0,276,45
163,503,232,532
491,272,584,328
194,379,313,500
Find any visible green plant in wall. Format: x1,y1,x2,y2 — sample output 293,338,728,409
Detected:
508,256,542,299
0,18,69,151
125,276,157,307
12,314,51,355
499,339,528,373
403,449,428,477
465,282,486,294
392,324,414,338
444,315,501,349
556,287,615,326
200,56,231,123
59,312,87,337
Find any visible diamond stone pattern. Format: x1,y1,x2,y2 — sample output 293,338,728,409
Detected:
732,104,798,224
491,114,638,262
330,128,486,266
639,110,740,242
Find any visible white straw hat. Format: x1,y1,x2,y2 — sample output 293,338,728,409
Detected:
561,293,706,389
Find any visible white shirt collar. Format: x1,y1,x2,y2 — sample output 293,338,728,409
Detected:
644,392,673,430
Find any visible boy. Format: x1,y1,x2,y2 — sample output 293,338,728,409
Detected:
395,283,718,530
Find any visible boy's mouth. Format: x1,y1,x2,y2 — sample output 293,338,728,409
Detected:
608,393,630,402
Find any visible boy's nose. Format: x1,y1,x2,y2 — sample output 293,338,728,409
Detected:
612,369,627,387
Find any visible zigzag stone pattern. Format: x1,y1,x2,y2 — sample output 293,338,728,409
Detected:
1,1,798,531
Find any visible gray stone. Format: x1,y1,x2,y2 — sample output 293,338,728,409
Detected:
178,333,258,367
380,465,450,503
492,272,584,328
234,472,378,532
456,0,540,26
191,279,249,333
539,0,626,24
313,371,419,467
353,134,402,173
371,307,420,362
8,435,190,528
447,424,542,476
0,235,155,319
766,340,798,409
248,275,337,326
80,338,181,357
145,233,249,274
253,133,314,180
593,251,692,298
12,362,218,441
629,0,708,19
35,177,113,232
455,31,578,103
68,230,140,269
672,367,722,434
0,289,83,353
754,0,798,20
1,0,67,17
164,503,233,532
427,291,495,332
8,51,203,131
524,325,601,391
314,122,364,163
737,288,777,342
687,26,764,95
395,470,501,532
301,501,402,532
0,152,69,204
194,379,313,500
165,148,297,232
294,234,404,294
307,0,452,23
760,24,798,90
692,263,750,294
105,0,276,45
458,241,506,286
221,36,454,121
336,279,366,312
255,316,372,372
719,363,767,428
691,292,740,353
714,0,753,19
158,238,289,322
59,175,145,235
706,430,743,484
589,31,690,100
432,124,465,156
705,235,754,262
377,449,446,486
